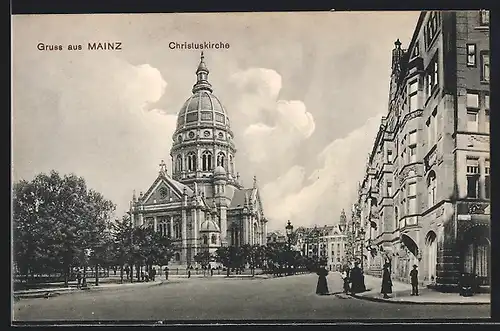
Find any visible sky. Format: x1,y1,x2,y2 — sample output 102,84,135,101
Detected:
12,11,421,231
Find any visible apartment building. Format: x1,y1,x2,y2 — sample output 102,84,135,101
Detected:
357,10,490,290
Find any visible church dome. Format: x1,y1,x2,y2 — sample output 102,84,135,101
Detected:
175,52,231,131
213,165,226,177
199,219,220,232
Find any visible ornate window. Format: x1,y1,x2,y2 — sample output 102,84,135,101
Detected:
187,152,197,171
387,181,393,197
425,56,439,99
211,234,217,244
394,206,399,230
427,171,437,208
466,44,476,67
408,80,419,112
201,111,213,121
479,10,489,26
484,94,490,134
202,151,213,171
485,159,490,199
215,113,225,123
409,130,417,163
408,182,417,214
480,51,490,82
467,92,480,132
203,235,208,245
176,155,183,172
186,112,198,123
217,152,225,168
229,155,234,175
466,157,480,198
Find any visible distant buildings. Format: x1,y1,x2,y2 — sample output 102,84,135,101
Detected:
295,218,348,271
356,10,490,290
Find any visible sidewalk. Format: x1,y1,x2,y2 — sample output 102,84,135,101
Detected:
351,274,490,305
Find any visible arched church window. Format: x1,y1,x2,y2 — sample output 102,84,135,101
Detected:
211,234,217,244
217,152,225,168
203,235,208,245
229,155,234,174
176,155,183,172
187,152,196,171
202,151,213,171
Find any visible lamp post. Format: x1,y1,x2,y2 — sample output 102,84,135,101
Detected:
285,220,294,275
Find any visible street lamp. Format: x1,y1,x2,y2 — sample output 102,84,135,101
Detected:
285,220,294,275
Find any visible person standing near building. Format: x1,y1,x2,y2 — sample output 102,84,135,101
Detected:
341,268,350,294
164,266,169,281
381,263,393,299
410,264,419,296
315,262,329,295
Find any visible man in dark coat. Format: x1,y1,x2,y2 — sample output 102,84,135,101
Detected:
316,264,329,295
349,261,366,294
381,263,393,299
164,266,169,281
410,265,419,296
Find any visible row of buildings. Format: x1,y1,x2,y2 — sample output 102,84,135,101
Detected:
350,10,490,290
266,215,348,272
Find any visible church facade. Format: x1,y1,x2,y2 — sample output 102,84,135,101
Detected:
128,53,268,267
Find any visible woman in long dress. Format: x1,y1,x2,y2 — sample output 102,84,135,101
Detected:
316,265,329,295
381,263,393,299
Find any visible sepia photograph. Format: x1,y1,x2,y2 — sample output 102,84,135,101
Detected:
11,10,491,323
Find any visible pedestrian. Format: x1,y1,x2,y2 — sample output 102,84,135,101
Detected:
151,268,156,281
141,271,145,282
124,266,130,280
381,263,393,299
210,267,214,277
188,269,191,278
315,262,329,295
341,268,350,294
410,264,419,296
164,266,169,281
349,261,366,294
76,268,82,289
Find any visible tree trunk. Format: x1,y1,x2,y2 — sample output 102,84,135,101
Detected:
95,264,99,286
226,266,230,277
136,264,140,281
64,265,70,287
120,264,124,284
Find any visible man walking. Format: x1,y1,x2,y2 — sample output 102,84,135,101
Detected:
410,264,419,296
164,266,169,281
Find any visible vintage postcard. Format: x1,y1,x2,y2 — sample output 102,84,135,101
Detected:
12,10,491,324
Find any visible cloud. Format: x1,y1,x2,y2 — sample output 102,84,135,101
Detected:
12,55,176,217
261,113,383,230
227,68,316,180
276,100,315,138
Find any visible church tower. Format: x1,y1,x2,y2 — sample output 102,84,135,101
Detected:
170,52,238,193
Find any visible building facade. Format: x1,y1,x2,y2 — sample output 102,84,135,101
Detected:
295,220,347,271
357,11,490,289
129,53,268,267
